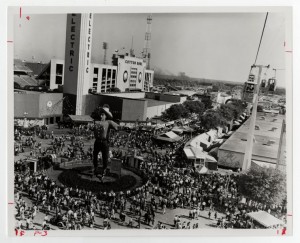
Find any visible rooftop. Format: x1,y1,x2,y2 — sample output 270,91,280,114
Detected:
14,75,39,87
24,62,48,76
219,112,285,164
165,90,197,96
143,98,177,107
14,59,33,73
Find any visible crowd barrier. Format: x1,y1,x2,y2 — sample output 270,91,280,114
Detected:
59,159,92,168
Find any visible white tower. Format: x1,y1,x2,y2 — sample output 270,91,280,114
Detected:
63,13,93,115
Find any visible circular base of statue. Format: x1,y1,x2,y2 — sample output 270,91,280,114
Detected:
80,168,117,183
55,159,143,193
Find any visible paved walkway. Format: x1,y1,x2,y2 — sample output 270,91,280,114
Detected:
16,190,223,230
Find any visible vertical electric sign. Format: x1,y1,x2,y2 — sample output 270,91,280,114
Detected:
63,13,93,115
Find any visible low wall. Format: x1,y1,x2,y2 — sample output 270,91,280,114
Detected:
59,159,92,168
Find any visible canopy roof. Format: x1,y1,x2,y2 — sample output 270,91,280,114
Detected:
26,157,38,163
141,126,153,131
208,147,219,157
172,127,184,134
199,166,209,174
163,131,181,139
189,147,205,159
172,126,194,134
205,154,217,162
14,59,33,73
165,121,175,126
182,126,194,132
246,211,284,228
184,147,217,162
154,124,165,130
48,154,57,159
154,131,182,143
69,115,94,123
185,130,217,148
183,148,195,159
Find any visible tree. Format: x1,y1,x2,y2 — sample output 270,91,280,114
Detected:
217,104,235,121
162,104,189,120
201,96,213,109
108,87,121,92
250,105,264,113
238,166,287,205
257,105,264,112
212,84,219,92
183,100,205,115
226,100,247,119
206,87,212,94
200,110,227,131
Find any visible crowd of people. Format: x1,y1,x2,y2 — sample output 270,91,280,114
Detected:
13,122,287,231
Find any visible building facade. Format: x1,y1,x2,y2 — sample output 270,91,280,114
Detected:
46,56,154,94
14,92,64,125
63,13,94,115
49,59,64,90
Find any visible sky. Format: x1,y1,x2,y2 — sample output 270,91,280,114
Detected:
14,12,287,87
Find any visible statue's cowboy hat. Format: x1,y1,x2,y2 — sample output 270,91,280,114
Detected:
98,104,113,120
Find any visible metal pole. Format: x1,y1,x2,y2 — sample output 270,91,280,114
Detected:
242,65,265,171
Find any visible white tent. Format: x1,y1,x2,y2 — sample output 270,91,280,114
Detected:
154,131,182,143
246,211,284,228
172,126,184,134
166,121,175,126
205,154,217,163
199,166,209,174
183,148,195,159
164,131,180,140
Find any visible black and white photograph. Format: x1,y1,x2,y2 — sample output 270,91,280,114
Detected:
5,3,294,238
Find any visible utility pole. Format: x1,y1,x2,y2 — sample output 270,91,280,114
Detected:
242,64,269,171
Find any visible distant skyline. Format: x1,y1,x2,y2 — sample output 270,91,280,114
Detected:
14,12,287,87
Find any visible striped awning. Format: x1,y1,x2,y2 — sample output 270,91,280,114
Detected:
69,115,94,123
26,157,38,163
49,154,57,159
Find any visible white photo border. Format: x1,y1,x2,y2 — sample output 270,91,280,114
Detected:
1,1,298,242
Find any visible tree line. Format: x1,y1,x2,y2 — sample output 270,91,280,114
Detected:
161,99,247,131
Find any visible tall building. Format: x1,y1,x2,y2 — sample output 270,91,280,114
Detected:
63,13,94,115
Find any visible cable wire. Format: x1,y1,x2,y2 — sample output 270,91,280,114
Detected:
254,12,269,65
